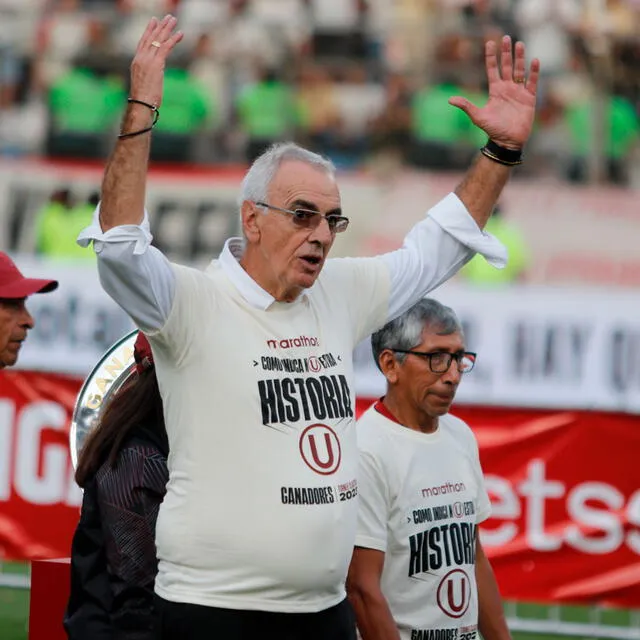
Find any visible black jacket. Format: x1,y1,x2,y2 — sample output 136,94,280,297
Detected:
64,425,169,639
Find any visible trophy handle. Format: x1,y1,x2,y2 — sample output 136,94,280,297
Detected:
69,330,139,470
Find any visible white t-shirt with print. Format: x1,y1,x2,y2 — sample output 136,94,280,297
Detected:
149,256,390,613
356,402,491,640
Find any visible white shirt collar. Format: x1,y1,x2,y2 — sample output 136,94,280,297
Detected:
216,238,276,310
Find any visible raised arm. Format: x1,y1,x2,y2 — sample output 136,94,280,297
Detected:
77,16,184,332
449,36,539,229
378,37,539,323
99,15,183,232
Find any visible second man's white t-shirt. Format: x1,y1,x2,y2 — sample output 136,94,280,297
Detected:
356,402,492,639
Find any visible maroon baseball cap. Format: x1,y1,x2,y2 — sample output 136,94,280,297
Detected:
0,252,58,298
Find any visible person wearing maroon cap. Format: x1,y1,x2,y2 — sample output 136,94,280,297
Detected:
0,252,58,369
65,331,169,640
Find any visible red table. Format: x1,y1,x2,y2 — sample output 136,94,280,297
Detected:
28,558,70,640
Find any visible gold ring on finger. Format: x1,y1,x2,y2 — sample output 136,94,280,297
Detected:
514,78,525,84
151,41,162,48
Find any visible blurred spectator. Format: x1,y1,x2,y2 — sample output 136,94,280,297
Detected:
514,0,581,105
515,0,581,75
0,1,22,107
176,0,227,41
430,32,480,101
235,66,298,163
460,0,518,40
368,71,412,170
251,0,311,57
383,0,437,77
296,63,342,159
408,77,478,170
188,32,227,111
214,0,284,96
331,64,384,168
460,204,530,285
582,0,640,39
46,66,125,158
0,0,47,153
71,19,122,76
36,0,94,87
35,189,98,260
113,0,176,55
524,89,572,177
0,98,47,156
565,92,640,185
187,32,228,161
0,49,47,156
305,0,369,61
150,66,214,163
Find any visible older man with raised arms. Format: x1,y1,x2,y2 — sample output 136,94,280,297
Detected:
78,15,539,640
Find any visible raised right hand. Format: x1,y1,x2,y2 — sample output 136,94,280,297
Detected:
130,15,183,107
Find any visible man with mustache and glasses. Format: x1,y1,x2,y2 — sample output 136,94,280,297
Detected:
347,298,505,640
0,252,58,369
76,13,538,640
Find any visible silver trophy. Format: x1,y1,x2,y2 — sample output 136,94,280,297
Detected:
69,330,138,469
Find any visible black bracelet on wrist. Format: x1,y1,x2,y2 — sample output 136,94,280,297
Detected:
127,97,158,112
118,98,160,139
480,139,523,166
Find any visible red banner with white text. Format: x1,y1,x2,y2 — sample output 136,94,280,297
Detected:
0,370,82,560
1,371,639,608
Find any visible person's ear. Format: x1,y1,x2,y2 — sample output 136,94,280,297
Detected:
241,201,261,242
378,349,400,385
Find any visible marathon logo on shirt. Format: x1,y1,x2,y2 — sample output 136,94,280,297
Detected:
411,628,460,640
408,522,477,577
267,335,319,349
257,375,353,425
421,481,467,498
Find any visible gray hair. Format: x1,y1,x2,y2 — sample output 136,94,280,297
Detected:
237,142,336,210
371,298,463,369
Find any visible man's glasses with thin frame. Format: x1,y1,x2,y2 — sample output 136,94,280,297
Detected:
255,201,350,234
391,349,477,374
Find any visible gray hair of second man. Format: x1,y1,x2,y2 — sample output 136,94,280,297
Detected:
371,298,464,370
237,142,336,212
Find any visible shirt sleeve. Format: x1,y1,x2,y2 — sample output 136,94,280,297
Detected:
96,448,168,639
382,193,508,322
77,207,175,332
355,446,390,552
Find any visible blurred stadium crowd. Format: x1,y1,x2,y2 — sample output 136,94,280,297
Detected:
0,0,639,183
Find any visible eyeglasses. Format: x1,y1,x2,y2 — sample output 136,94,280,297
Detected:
391,349,477,374
255,201,350,234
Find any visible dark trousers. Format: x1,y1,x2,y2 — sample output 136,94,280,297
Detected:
155,595,356,640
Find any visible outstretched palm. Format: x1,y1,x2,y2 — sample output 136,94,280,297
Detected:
130,15,184,108
449,36,540,150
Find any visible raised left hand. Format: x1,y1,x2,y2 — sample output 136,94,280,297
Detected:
449,36,540,150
